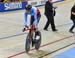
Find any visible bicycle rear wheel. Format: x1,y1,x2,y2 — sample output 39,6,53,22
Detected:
35,31,41,50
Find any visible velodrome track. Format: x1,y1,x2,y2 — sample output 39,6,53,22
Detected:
0,0,75,58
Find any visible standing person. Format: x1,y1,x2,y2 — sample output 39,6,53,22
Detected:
43,0,57,31
0,0,4,2
69,4,75,33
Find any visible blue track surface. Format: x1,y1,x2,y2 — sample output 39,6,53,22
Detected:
54,48,75,58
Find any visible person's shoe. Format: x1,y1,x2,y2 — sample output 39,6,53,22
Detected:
69,30,74,33
43,28,48,31
53,29,58,32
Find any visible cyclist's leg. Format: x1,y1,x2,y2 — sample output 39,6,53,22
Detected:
37,13,41,23
30,15,35,47
30,15,34,39
30,15,34,25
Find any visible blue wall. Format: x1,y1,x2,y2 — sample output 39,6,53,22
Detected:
0,2,27,12
0,0,64,12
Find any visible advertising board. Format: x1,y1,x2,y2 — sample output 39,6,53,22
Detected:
0,2,27,12
28,0,64,6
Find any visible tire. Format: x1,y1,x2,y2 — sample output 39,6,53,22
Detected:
25,34,31,53
35,31,41,50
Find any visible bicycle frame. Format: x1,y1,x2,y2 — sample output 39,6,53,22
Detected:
26,25,35,41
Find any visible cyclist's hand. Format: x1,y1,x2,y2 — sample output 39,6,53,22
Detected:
22,25,28,32
25,25,29,28
22,28,26,32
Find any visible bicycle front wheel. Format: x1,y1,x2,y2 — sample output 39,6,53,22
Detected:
25,35,31,53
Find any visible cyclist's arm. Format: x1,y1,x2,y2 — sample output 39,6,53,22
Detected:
33,11,38,28
24,12,28,26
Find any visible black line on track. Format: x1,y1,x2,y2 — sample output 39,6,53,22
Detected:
0,22,72,39
39,43,75,58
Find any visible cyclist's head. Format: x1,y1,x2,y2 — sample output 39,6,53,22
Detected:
25,5,32,12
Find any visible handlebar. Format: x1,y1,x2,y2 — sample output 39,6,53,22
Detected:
22,25,36,32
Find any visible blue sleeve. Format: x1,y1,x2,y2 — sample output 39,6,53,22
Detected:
33,10,38,27
24,12,28,26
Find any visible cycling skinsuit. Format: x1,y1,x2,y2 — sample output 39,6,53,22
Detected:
24,7,41,27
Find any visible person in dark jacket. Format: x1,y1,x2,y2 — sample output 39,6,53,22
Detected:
43,0,57,31
0,0,4,2
69,4,75,33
